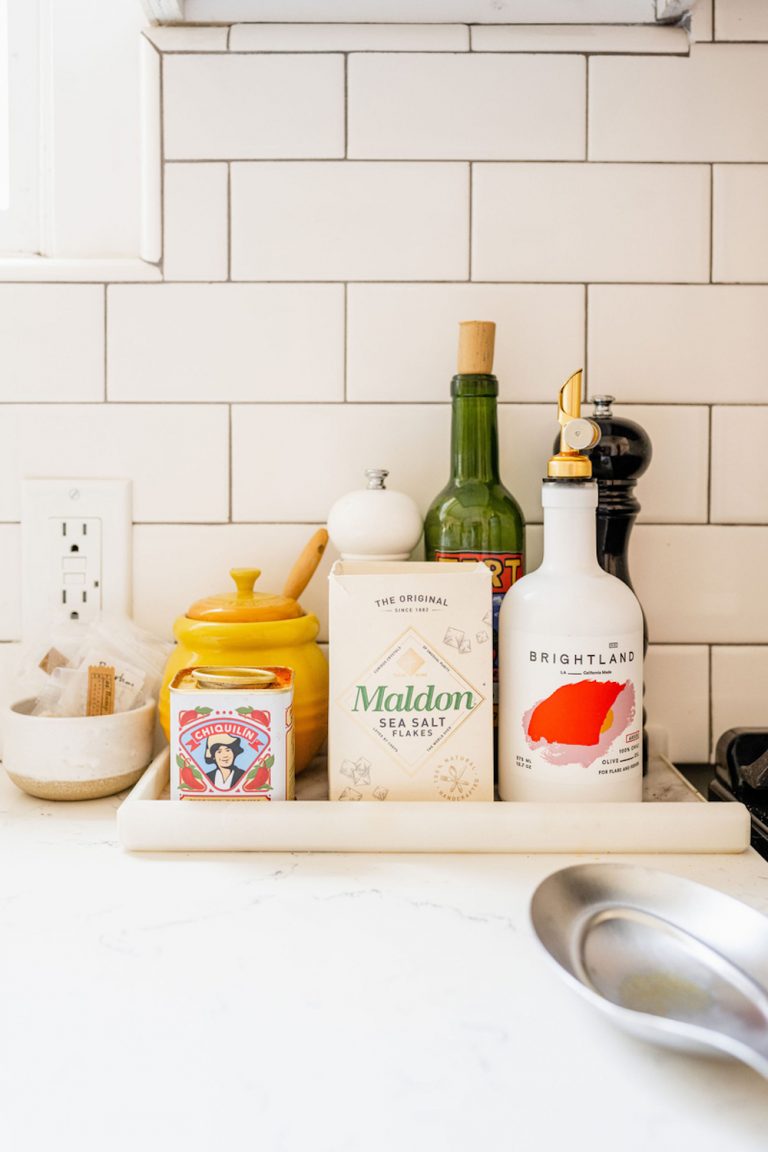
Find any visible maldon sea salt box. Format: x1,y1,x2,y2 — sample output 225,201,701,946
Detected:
329,561,493,801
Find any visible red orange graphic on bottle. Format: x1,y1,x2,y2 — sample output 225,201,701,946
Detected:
523,679,636,767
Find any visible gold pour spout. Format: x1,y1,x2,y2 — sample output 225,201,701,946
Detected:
547,370,600,480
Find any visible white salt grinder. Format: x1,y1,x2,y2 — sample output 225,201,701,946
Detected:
327,469,423,561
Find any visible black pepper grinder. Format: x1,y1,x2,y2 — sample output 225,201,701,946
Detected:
586,396,652,622
588,395,653,771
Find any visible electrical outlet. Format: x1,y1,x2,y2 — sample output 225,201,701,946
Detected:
53,517,103,623
22,479,132,635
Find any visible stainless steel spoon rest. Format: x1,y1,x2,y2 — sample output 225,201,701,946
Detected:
530,863,768,1078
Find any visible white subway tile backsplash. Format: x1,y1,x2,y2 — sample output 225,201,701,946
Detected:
607,405,709,525
472,164,710,283
163,55,345,160
713,165,768,282
525,524,543,574
163,164,228,282
348,54,584,160
590,46,768,161
470,25,688,53
498,406,562,524
232,403,450,523
0,286,104,402
231,163,469,281
134,524,338,643
506,404,707,528
645,645,710,763
588,286,768,403
7,22,768,746
712,648,768,749
107,284,344,402
711,407,768,524
231,402,565,527
0,406,229,523
630,526,768,643
0,528,22,641
715,0,768,41
230,24,469,51
347,284,584,402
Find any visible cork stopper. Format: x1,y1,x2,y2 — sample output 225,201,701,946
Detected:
457,321,495,375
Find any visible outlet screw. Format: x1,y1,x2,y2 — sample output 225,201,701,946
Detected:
69,488,80,500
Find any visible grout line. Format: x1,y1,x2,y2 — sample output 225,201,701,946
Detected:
103,278,768,287
227,404,233,522
6,277,768,288
344,53,349,158
708,644,713,760
709,163,715,283
227,163,232,281
226,25,232,50
159,51,165,277
157,47,694,58
2,517,768,536
584,54,589,161
102,286,108,402
1,400,768,410
161,158,735,166
706,404,713,523
10,278,768,288
468,162,473,281
343,283,348,401
583,283,589,395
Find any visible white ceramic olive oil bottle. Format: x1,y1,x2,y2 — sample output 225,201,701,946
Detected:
498,371,643,802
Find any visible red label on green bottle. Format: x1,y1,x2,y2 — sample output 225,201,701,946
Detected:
433,551,524,595
435,551,524,723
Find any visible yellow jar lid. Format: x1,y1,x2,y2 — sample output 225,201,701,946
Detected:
190,666,278,689
186,568,304,624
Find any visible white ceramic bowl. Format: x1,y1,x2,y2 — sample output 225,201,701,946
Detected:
3,697,156,801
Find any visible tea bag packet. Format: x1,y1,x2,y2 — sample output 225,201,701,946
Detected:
55,652,146,717
22,615,172,717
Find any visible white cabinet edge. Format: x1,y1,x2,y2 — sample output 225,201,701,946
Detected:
0,258,161,282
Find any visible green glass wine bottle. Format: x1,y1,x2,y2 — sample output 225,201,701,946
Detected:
424,321,526,757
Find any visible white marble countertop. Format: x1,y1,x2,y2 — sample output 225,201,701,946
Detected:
1,769,768,1152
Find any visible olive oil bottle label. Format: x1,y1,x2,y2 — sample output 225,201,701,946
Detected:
505,631,642,798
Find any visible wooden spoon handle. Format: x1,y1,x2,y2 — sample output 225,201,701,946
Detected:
282,528,329,602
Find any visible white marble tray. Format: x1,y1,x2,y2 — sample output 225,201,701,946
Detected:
117,749,750,854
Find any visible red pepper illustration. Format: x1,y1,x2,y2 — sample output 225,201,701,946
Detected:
236,706,271,727
180,764,206,792
242,762,271,792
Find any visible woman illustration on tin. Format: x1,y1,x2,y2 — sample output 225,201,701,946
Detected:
204,734,246,791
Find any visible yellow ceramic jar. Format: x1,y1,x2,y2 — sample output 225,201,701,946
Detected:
159,569,328,773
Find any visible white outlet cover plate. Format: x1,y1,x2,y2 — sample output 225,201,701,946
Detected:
22,478,132,636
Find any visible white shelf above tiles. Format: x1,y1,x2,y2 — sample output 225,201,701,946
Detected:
0,258,161,282
177,1,667,25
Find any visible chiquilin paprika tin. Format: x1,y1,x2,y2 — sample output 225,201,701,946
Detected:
170,666,294,801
